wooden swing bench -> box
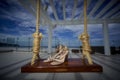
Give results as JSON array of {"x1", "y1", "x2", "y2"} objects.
[{"x1": 21, "y1": 58, "x2": 103, "y2": 73}]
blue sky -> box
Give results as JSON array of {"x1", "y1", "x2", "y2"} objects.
[{"x1": 0, "y1": 0, "x2": 120, "y2": 47}]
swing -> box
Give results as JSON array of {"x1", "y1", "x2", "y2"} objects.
[{"x1": 21, "y1": 0, "x2": 102, "y2": 73}]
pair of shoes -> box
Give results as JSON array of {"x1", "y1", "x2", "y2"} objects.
[
  {"x1": 43, "y1": 58, "x2": 51, "y2": 62},
  {"x1": 43, "y1": 45, "x2": 63, "y2": 63},
  {"x1": 50, "y1": 61, "x2": 63, "y2": 65},
  {"x1": 43, "y1": 51, "x2": 68, "y2": 65},
  {"x1": 43, "y1": 47, "x2": 69, "y2": 66},
  {"x1": 50, "y1": 47, "x2": 69, "y2": 65},
  {"x1": 43, "y1": 56, "x2": 52, "y2": 62}
]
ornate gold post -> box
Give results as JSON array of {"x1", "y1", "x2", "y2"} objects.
[
  {"x1": 31, "y1": 0, "x2": 42, "y2": 65},
  {"x1": 79, "y1": 0, "x2": 93, "y2": 65}
]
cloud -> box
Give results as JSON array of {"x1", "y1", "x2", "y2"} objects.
[
  {"x1": 0, "y1": 0, "x2": 49, "y2": 37},
  {"x1": 54, "y1": 25, "x2": 83, "y2": 32},
  {"x1": 47, "y1": 6, "x2": 53, "y2": 14},
  {"x1": 18, "y1": 20, "x2": 36, "y2": 27},
  {"x1": 8, "y1": 11, "x2": 36, "y2": 28},
  {"x1": 0, "y1": 0, "x2": 36, "y2": 28},
  {"x1": 52, "y1": 25, "x2": 83, "y2": 42},
  {"x1": 0, "y1": 0, "x2": 120, "y2": 46},
  {"x1": 52, "y1": 24, "x2": 106, "y2": 42}
]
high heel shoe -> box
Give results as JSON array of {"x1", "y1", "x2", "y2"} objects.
[
  {"x1": 50, "y1": 47, "x2": 69, "y2": 65},
  {"x1": 43, "y1": 49, "x2": 63, "y2": 63},
  {"x1": 43, "y1": 56, "x2": 52, "y2": 62},
  {"x1": 43, "y1": 45, "x2": 63, "y2": 63}
]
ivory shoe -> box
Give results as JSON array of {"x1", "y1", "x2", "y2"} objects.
[
  {"x1": 50, "y1": 46, "x2": 69, "y2": 65},
  {"x1": 43, "y1": 56, "x2": 52, "y2": 62},
  {"x1": 50, "y1": 61, "x2": 63, "y2": 65},
  {"x1": 43, "y1": 59, "x2": 51, "y2": 62}
]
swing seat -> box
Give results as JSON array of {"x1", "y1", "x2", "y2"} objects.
[{"x1": 21, "y1": 58, "x2": 103, "y2": 73}]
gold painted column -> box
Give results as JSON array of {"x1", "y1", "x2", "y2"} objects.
[
  {"x1": 31, "y1": 0, "x2": 42, "y2": 65},
  {"x1": 79, "y1": 0, "x2": 93, "y2": 65}
]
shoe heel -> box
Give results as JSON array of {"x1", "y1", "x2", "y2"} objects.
[{"x1": 65, "y1": 54, "x2": 68, "y2": 61}]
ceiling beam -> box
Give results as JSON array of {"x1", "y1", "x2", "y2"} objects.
[
  {"x1": 110, "y1": 11, "x2": 120, "y2": 19},
  {"x1": 62, "y1": 0, "x2": 66, "y2": 20},
  {"x1": 88, "y1": 0, "x2": 105, "y2": 18},
  {"x1": 103, "y1": 4, "x2": 120, "y2": 18},
  {"x1": 49, "y1": 0, "x2": 59, "y2": 21},
  {"x1": 18, "y1": 0, "x2": 36, "y2": 17},
  {"x1": 79, "y1": 0, "x2": 92, "y2": 19},
  {"x1": 52, "y1": 19, "x2": 120, "y2": 25},
  {"x1": 71, "y1": 0, "x2": 78, "y2": 20},
  {"x1": 30, "y1": 0, "x2": 52, "y2": 25},
  {"x1": 41, "y1": 7, "x2": 53, "y2": 25},
  {"x1": 18, "y1": 0, "x2": 53, "y2": 26},
  {"x1": 95, "y1": 0, "x2": 117, "y2": 19}
]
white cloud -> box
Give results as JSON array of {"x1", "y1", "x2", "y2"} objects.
[
  {"x1": 0, "y1": 0, "x2": 37, "y2": 28},
  {"x1": 65, "y1": 25, "x2": 84, "y2": 31},
  {"x1": 53, "y1": 25, "x2": 84, "y2": 38},
  {"x1": 2, "y1": 27, "x2": 19, "y2": 32},
  {"x1": 13, "y1": 11, "x2": 34, "y2": 20},
  {"x1": 54, "y1": 25, "x2": 83, "y2": 32},
  {"x1": 18, "y1": 20, "x2": 36, "y2": 27},
  {"x1": 52, "y1": 24, "x2": 105, "y2": 41},
  {"x1": 10, "y1": 11, "x2": 36, "y2": 28},
  {"x1": 47, "y1": 6, "x2": 53, "y2": 14}
]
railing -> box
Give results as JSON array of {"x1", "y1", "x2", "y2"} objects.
[{"x1": 0, "y1": 36, "x2": 120, "y2": 52}]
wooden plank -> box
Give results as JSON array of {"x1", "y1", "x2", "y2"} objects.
[{"x1": 21, "y1": 59, "x2": 103, "y2": 73}]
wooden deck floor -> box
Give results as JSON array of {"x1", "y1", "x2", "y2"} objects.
[{"x1": 0, "y1": 51, "x2": 120, "y2": 80}]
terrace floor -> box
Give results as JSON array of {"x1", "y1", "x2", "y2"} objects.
[{"x1": 0, "y1": 50, "x2": 120, "y2": 80}]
